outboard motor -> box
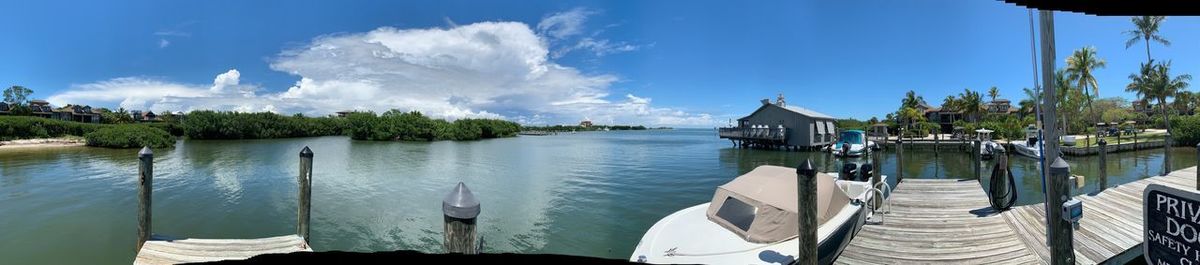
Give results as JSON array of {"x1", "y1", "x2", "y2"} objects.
[
  {"x1": 988, "y1": 155, "x2": 1018, "y2": 211},
  {"x1": 858, "y1": 163, "x2": 874, "y2": 181},
  {"x1": 1027, "y1": 137, "x2": 1037, "y2": 148},
  {"x1": 840, "y1": 163, "x2": 858, "y2": 180}
]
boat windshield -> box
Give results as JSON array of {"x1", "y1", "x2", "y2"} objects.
[{"x1": 839, "y1": 132, "x2": 862, "y2": 144}]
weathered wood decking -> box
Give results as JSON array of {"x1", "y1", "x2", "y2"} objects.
[
  {"x1": 134, "y1": 235, "x2": 310, "y2": 265},
  {"x1": 1002, "y1": 167, "x2": 1197, "y2": 264},
  {"x1": 839, "y1": 167, "x2": 1198, "y2": 264},
  {"x1": 837, "y1": 179, "x2": 1040, "y2": 264}
]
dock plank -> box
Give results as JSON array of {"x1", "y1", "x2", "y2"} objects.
[
  {"x1": 837, "y1": 179, "x2": 1038, "y2": 264},
  {"x1": 133, "y1": 234, "x2": 311, "y2": 265},
  {"x1": 838, "y1": 167, "x2": 1197, "y2": 264}
]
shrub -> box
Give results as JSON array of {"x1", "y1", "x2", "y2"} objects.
[
  {"x1": 0, "y1": 116, "x2": 106, "y2": 140},
  {"x1": 1170, "y1": 115, "x2": 1200, "y2": 147},
  {"x1": 182, "y1": 111, "x2": 349, "y2": 139},
  {"x1": 84, "y1": 125, "x2": 175, "y2": 148},
  {"x1": 346, "y1": 110, "x2": 520, "y2": 141}
]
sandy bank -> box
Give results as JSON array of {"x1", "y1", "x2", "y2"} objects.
[{"x1": 0, "y1": 137, "x2": 86, "y2": 150}]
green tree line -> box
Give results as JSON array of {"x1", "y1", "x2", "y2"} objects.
[{"x1": 346, "y1": 110, "x2": 519, "y2": 141}]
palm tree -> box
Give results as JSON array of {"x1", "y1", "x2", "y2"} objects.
[
  {"x1": 1124, "y1": 16, "x2": 1169, "y2": 63},
  {"x1": 941, "y1": 95, "x2": 959, "y2": 123},
  {"x1": 1052, "y1": 69, "x2": 1075, "y2": 133},
  {"x1": 957, "y1": 89, "x2": 983, "y2": 122},
  {"x1": 1066, "y1": 46, "x2": 1106, "y2": 137},
  {"x1": 1127, "y1": 60, "x2": 1192, "y2": 136},
  {"x1": 988, "y1": 86, "x2": 1000, "y2": 102},
  {"x1": 1174, "y1": 91, "x2": 1195, "y2": 115},
  {"x1": 1018, "y1": 87, "x2": 1040, "y2": 118},
  {"x1": 901, "y1": 90, "x2": 924, "y2": 109}
]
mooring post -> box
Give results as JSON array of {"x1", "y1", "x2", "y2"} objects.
[
  {"x1": 298, "y1": 146, "x2": 313, "y2": 245},
  {"x1": 974, "y1": 140, "x2": 982, "y2": 180},
  {"x1": 137, "y1": 147, "x2": 153, "y2": 251},
  {"x1": 443, "y1": 182, "x2": 481, "y2": 254},
  {"x1": 870, "y1": 150, "x2": 882, "y2": 213},
  {"x1": 897, "y1": 129, "x2": 904, "y2": 182},
  {"x1": 1196, "y1": 143, "x2": 1199, "y2": 190},
  {"x1": 1048, "y1": 157, "x2": 1075, "y2": 264},
  {"x1": 1163, "y1": 132, "x2": 1172, "y2": 176},
  {"x1": 1098, "y1": 140, "x2": 1107, "y2": 191},
  {"x1": 796, "y1": 160, "x2": 818, "y2": 265}
]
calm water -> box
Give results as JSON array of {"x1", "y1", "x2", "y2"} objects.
[{"x1": 0, "y1": 129, "x2": 1194, "y2": 264}]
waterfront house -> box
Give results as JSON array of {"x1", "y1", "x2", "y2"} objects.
[
  {"x1": 336, "y1": 110, "x2": 352, "y2": 118},
  {"x1": 54, "y1": 104, "x2": 102, "y2": 123},
  {"x1": 0, "y1": 102, "x2": 8, "y2": 114},
  {"x1": 142, "y1": 110, "x2": 159, "y2": 122},
  {"x1": 130, "y1": 110, "x2": 144, "y2": 121},
  {"x1": 986, "y1": 99, "x2": 1014, "y2": 114},
  {"x1": 1132, "y1": 99, "x2": 1153, "y2": 114},
  {"x1": 29, "y1": 100, "x2": 54, "y2": 119},
  {"x1": 579, "y1": 119, "x2": 593, "y2": 128},
  {"x1": 718, "y1": 94, "x2": 837, "y2": 150}
]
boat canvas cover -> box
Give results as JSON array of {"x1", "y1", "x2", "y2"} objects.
[{"x1": 705, "y1": 165, "x2": 851, "y2": 243}]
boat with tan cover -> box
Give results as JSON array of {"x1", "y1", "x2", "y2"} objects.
[{"x1": 630, "y1": 165, "x2": 879, "y2": 264}]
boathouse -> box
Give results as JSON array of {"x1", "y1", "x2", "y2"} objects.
[{"x1": 718, "y1": 94, "x2": 837, "y2": 150}]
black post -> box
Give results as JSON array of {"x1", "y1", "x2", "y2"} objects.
[
  {"x1": 1195, "y1": 143, "x2": 1199, "y2": 190},
  {"x1": 1163, "y1": 132, "x2": 1172, "y2": 176},
  {"x1": 137, "y1": 147, "x2": 153, "y2": 250},
  {"x1": 443, "y1": 182, "x2": 481, "y2": 254},
  {"x1": 897, "y1": 128, "x2": 905, "y2": 182},
  {"x1": 1098, "y1": 139, "x2": 1107, "y2": 191},
  {"x1": 974, "y1": 140, "x2": 982, "y2": 180},
  {"x1": 871, "y1": 149, "x2": 882, "y2": 212},
  {"x1": 298, "y1": 146, "x2": 313, "y2": 245},
  {"x1": 795, "y1": 160, "x2": 818, "y2": 265}
]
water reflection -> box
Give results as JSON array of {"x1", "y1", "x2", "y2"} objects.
[{"x1": 0, "y1": 130, "x2": 1195, "y2": 264}]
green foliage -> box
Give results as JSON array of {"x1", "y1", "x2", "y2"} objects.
[
  {"x1": 100, "y1": 108, "x2": 135, "y2": 124},
  {"x1": 835, "y1": 118, "x2": 869, "y2": 131},
  {"x1": 3, "y1": 85, "x2": 32, "y2": 105},
  {"x1": 346, "y1": 110, "x2": 519, "y2": 141},
  {"x1": 1170, "y1": 115, "x2": 1200, "y2": 146},
  {"x1": 0, "y1": 116, "x2": 105, "y2": 140},
  {"x1": 182, "y1": 110, "x2": 350, "y2": 139},
  {"x1": 84, "y1": 125, "x2": 175, "y2": 148}
]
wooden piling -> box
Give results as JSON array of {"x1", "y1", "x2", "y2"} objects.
[
  {"x1": 1048, "y1": 157, "x2": 1075, "y2": 264},
  {"x1": 870, "y1": 150, "x2": 882, "y2": 212},
  {"x1": 1195, "y1": 143, "x2": 1199, "y2": 190},
  {"x1": 1098, "y1": 140, "x2": 1107, "y2": 191},
  {"x1": 1162, "y1": 132, "x2": 1171, "y2": 176},
  {"x1": 443, "y1": 182, "x2": 481, "y2": 254},
  {"x1": 974, "y1": 140, "x2": 982, "y2": 180},
  {"x1": 796, "y1": 160, "x2": 818, "y2": 265},
  {"x1": 897, "y1": 130, "x2": 904, "y2": 182},
  {"x1": 298, "y1": 146, "x2": 313, "y2": 245},
  {"x1": 137, "y1": 147, "x2": 153, "y2": 251}
]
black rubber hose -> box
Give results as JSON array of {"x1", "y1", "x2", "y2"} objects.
[{"x1": 988, "y1": 155, "x2": 1018, "y2": 211}]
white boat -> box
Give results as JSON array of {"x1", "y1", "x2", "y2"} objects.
[
  {"x1": 829, "y1": 130, "x2": 877, "y2": 157},
  {"x1": 630, "y1": 165, "x2": 882, "y2": 264},
  {"x1": 975, "y1": 128, "x2": 1005, "y2": 160},
  {"x1": 1012, "y1": 124, "x2": 1044, "y2": 159}
]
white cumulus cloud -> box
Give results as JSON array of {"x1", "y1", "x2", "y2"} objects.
[{"x1": 48, "y1": 17, "x2": 714, "y2": 126}]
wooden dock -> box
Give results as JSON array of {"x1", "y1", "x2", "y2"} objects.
[
  {"x1": 1002, "y1": 167, "x2": 1197, "y2": 264},
  {"x1": 131, "y1": 147, "x2": 315, "y2": 265},
  {"x1": 837, "y1": 179, "x2": 1040, "y2": 264},
  {"x1": 134, "y1": 235, "x2": 310, "y2": 265},
  {"x1": 838, "y1": 167, "x2": 1198, "y2": 264}
]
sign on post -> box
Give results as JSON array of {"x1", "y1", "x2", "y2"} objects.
[{"x1": 1144, "y1": 184, "x2": 1200, "y2": 265}]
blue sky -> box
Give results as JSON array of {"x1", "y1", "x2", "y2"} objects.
[{"x1": 2, "y1": 0, "x2": 1198, "y2": 126}]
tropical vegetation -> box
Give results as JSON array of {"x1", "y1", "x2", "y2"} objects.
[
  {"x1": 345, "y1": 110, "x2": 519, "y2": 141},
  {"x1": 84, "y1": 125, "x2": 175, "y2": 148}
]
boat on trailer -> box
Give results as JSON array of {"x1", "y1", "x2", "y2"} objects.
[{"x1": 630, "y1": 165, "x2": 882, "y2": 264}]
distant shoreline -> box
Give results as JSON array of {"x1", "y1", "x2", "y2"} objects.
[{"x1": 0, "y1": 137, "x2": 86, "y2": 150}]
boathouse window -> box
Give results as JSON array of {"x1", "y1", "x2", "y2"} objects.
[{"x1": 715, "y1": 196, "x2": 756, "y2": 232}]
